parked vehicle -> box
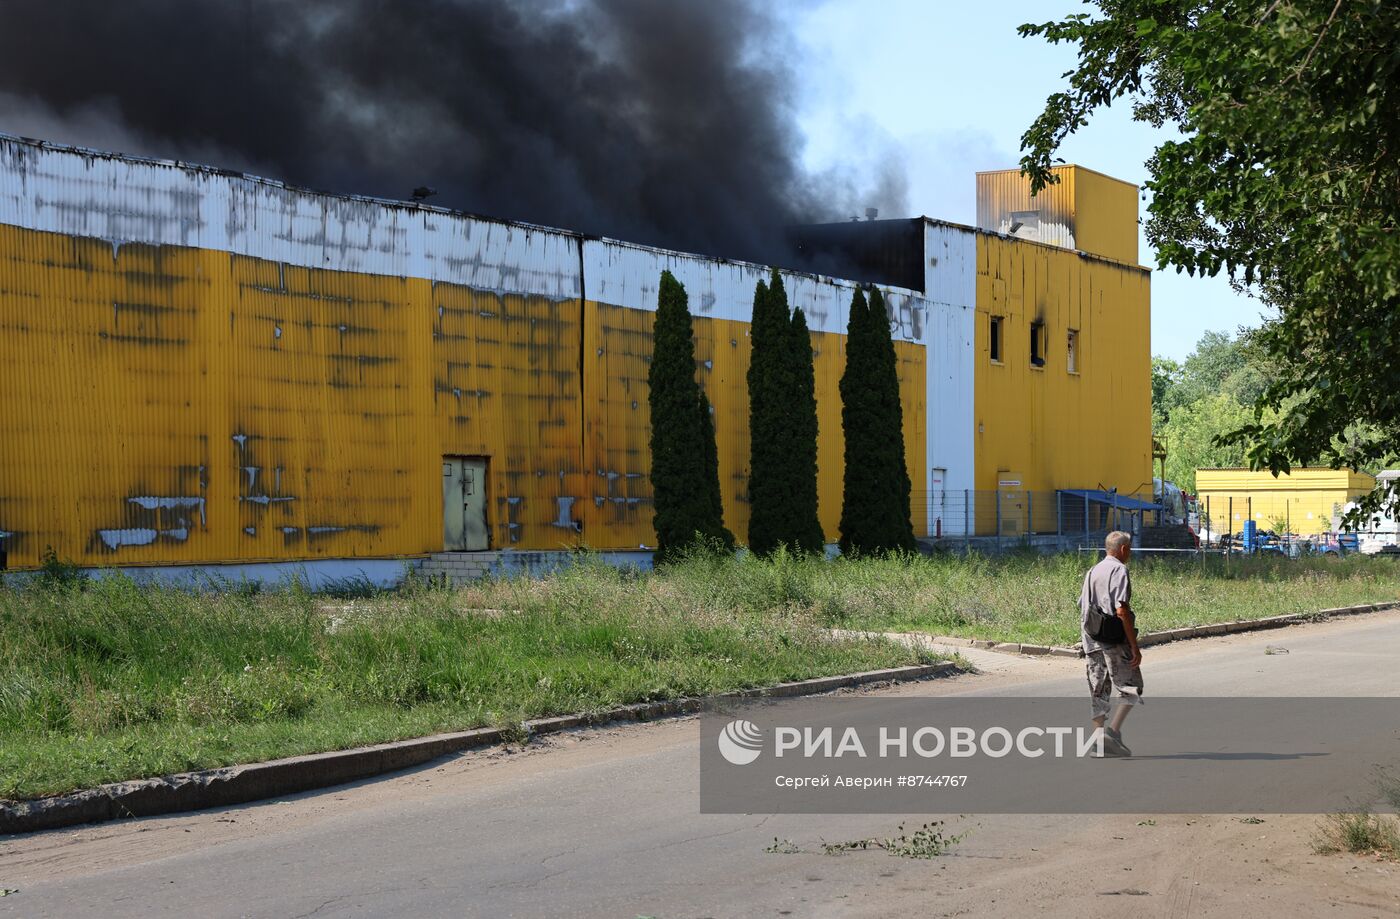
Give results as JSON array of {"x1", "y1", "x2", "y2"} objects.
[{"x1": 1316, "y1": 532, "x2": 1360, "y2": 556}]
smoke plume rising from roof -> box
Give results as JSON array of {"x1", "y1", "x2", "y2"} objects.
[{"x1": 0, "y1": 0, "x2": 905, "y2": 264}]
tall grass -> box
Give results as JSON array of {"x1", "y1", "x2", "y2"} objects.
[
  {"x1": 0, "y1": 561, "x2": 930, "y2": 800},
  {"x1": 639, "y1": 549, "x2": 1400, "y2": 645}
]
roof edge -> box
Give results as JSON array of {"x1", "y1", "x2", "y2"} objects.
[
  {"x1": 920, "y1": 216, "x2": 1150, "y2": 274},
  {"x1": 974, "y1": 163, "x2": 1140, "y2": 191}
]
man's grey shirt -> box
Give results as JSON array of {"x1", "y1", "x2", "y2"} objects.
[{"x1": 1079, "y1": 555, "x2": 1132, "y2": 653}]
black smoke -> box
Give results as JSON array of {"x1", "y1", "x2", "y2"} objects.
[{"x1": 0, "y1": 0, "x2": 904, "y2": 264}]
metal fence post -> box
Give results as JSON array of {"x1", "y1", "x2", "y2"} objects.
[
  {"x1": 1057, "y1": 491, "x2": 1063, "y2": 538},
  {"x1": 1227, "y1": 496, "x2": 1233, "y2": 570},
  {"x1": 1027, "y1": 491, "x2": 1034, "y2": 542},
  {"x1": 1204, "y1": 495, "x2": 1211, "y2": 567},
  {"x1": 964, "y1": 489, "x2": 970, "y2": 553},
  {"x1": 996, "y1": 490, "x2": 1002, "y2": 551}
]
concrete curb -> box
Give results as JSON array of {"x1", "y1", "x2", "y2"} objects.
[
  {"x1": 928, "y1": 601, "x2": 1398, "y2": 658},
  {"x1": 925, "y1": 634, "x2": 1082, "y2": 658},
  {"x1": 0, "y1": 662, "x2": 958, "y2": 836},
  {"x1": 1134, "y1": 602, "x2": 1396, "y2": 649}
]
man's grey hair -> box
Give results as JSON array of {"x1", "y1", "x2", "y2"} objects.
[{"x1": 1105, "y1": 530, "x2": 1133, "y2": 553}]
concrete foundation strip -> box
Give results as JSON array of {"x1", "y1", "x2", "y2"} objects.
[
  {"x1": 0, "y1": 662, "x2": 959, "y2": 836},
  {"x1": 916, "y1": 601, "x2": 1398, "y2": 658}
]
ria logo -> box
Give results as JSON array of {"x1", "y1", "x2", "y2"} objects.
[{"x1": 717, "y1": 719, "x2": 764, "y2": 765}]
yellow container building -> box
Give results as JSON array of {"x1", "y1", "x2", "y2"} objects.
[{"x1": 1195, "y1": 468, "x2": 1376, "y2": 535}]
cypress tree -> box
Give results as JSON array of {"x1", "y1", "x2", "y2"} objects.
[
  {"x1": 746, "y1": 274, "x2": 790, "y2": 556},
  {"x1": 697, "y1": 388, "x2": 735, "y2": 553},
  {"x1": 839, "y1": 287, "x2": 877, "y2": 555},
  {"x1": 648, "y1": 270, "x2": 732, "y2": 564},
  {"x1": 788, "y1": 305, "x2": 824, "y2": 554},
  {"x1": 840, "y1": 287, "x2": 916, "y2": 556},
  {"x1": 867, "y1": 288, "x2": 916, "y2": 553}
]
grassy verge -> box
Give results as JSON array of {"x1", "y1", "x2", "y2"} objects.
[
  {"x1": 6, "y1": 549, "x2": 1396, "y2": 800},
  {"x1": 0, "y1": 561, "x2": 936, "y2": 801},
  {"x1": 640, "y1": 550, "x2": 1400, "y2": 646}
]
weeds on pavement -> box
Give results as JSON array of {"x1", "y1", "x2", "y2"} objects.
[{"x1": 816, "y1": 821, "x2": 968, "y2": 859}]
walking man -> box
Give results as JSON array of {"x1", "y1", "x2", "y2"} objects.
[{"x1": 1079, "y1": 530, "x2": 1144, "y2": 756}]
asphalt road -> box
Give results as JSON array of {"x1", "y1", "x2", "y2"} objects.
[{"x1": 4, "y1": 612, "x2": 1400, "y2": 918}]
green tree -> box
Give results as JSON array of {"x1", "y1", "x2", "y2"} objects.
[
  {"x1": 1154, "y1": 331, "x2": 1283, "y2": 489},
  {"x1": 1151, "y1": 356, "x2": 1182, "y2": 427},
  {"x1": 868, "y1": 288, "x2": 916, "y2": 553},
  {"x1": 1221, "y1": 329, "x2": 1276, "y2": 408},
  {"x1": 1020, "y1": 0, "x2": 1400, "y2": 524},
  {"x1": 697, "y1": 389, "x2": 734, "y2": 554},
  {"x1": 747, "y1": 271, "x2": 823, "y2": 556},
  {"x1": 839, "y1": 287, "x2": 876, "y2": 555},
  {"x1": 1172, "y1": 331, "x2": 1243, "y2": 408},
  {"x1": 788, "y1": 305, "x2": 825, "y2": 554},
  {"x1": 1159, "y1": 392, "x2": 1254, "y2": 493},
  {"x1": 648, "y1": 270, "x2": 733, "y2": 563},
  {"x1": 746, "y1": 275, "x2": 788, "y2": 555},
  {"x1": 839, "y1": 287, "x2": 915, "y2": 555}
]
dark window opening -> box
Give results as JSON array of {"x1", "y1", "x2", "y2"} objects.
[
  {"x1": 1067, "y1": 328, "x2": 1079, "y2": 373},
  {"x1": 990, "y1": 316, "x2": 1003, "y2": 362},
  {"x1": 1008, "y1": 209, "x2": 1040, "y2": 236},
  {"x1": 1030, "y1": 321, "x2": 1045, "y2": 367}
]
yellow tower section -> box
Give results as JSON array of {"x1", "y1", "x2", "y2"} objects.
[
  {"x1": 977, "y1": 164, "x2": 1140, "y2": 265},
  {"x1": 972, "y1": 165, "x2": 1152, "y2": 509}
]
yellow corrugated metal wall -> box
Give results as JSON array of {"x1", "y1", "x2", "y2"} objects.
[
  {"x1": 976, "y1": 166, "x2": 1076, "y2": 250},
  {"x1": 973, "y1": 234, "x2": 1152, "y2": 507},
  {"x1": 1071, "y1": 168, "x2": 1140, "y2": 266},
  {"x1": 1198, "y1": 490, "x2": 1349, "y2": 535},
  {"x1": 0, "y1": 220, "x2": 927, "y2": 567},
  {"x1": 0, "y1": 223, "x2": 441, "y2": 567},
  {"x1": 431, "y1": 283, "x2": 586, "y2": 550}
]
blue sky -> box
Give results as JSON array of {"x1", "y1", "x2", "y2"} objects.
[{"x1": 792, "y1": 0, "x2": 1269, "y2": 361}]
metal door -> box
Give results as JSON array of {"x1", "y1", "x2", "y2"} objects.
[
  {"x1": 443, "y1": 456, "x2": 489, "y2": 550},
  {"x1": 996, "y1": 473, "x2": 1025, "y2": 537}
]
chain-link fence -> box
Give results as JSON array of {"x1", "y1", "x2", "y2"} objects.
[
  {"x1": 1195, "y1": 494, "x2": 1346, "y2": 540},
  {"x1": 1194, "y1": 493, "x2": 1389, "y2": 555},
  {"x1": 911, "y1": 490, "x2": 1163, "y2": 541}
]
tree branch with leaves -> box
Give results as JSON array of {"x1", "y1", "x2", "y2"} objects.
[{"x1": 1021, "y1": 0, "x2": 1400, "y2": 524}]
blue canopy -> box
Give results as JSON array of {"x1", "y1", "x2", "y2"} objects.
[{"x1": 1058, "y1": 489, "x2": 1162, "y2": 512}]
